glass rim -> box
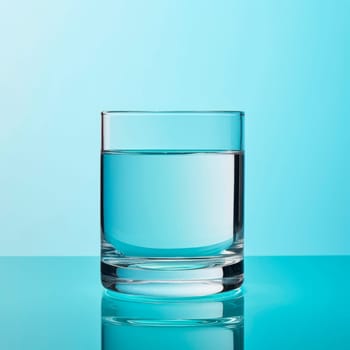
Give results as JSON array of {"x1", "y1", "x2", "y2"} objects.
[
  {"x1": 101, "y1": 110, "x2": 244, "y2": 117},
  {"x1": 101, "y1": 110, "x2": 244, "y2": 151}
]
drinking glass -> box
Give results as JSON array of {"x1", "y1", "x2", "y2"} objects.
[{"x1": 101, "y1": 111, "x2": 244, "y2": 298}]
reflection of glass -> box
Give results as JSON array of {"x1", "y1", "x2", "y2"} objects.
[
  {"x1": 101, "y1": 111, "x2": 244, "y2": 298},
  {"x1": 102, "y1": 290, "x2": 244, "y2": 350}
]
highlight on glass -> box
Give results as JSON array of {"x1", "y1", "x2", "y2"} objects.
[{"x1": 101, "y1": 111, "x2": 244, "y2": 298}]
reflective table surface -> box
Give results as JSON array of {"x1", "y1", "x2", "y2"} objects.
[{"x1": 1, "y1": 256, "x2": 349, "y2": 349}]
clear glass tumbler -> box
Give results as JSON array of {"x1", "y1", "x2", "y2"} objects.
[{"x1": 101, "y1": 111, "x2": 244, "y2": 298}]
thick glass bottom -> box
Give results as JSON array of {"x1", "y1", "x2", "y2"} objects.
[{"x1": 101, "y1": 255, "x2": 243, "y2": 299}]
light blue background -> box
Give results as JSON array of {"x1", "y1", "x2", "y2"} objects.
[{"x1": 1, "y1": 0, "x2": 349, "y2": 256}]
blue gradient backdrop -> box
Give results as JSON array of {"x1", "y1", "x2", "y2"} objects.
[{"x1": 0, "y1": 0, "x2": 349, "y2": 255}]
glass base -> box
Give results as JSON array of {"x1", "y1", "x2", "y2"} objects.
[{"x1": 101, "y1": 256, "x2": 243, "y2": 299}]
